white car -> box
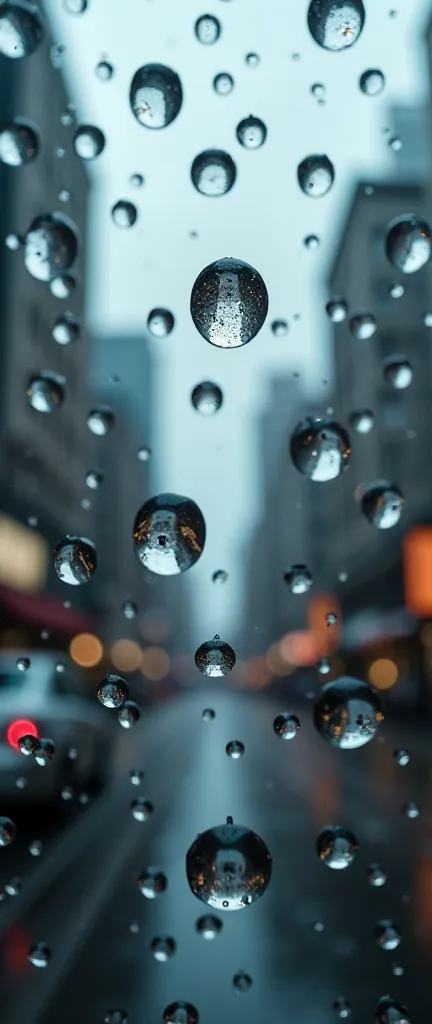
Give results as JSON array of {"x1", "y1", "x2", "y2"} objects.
[{"x1": 0, "y1": 653, "x2": 114, "y2": 802}]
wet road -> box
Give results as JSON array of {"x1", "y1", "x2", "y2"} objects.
[{"x1": 0, "y1": 689, "x2": 431, "y2": 1024}]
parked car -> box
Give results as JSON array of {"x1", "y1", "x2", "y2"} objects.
[{"x1": 0, "y1": 652, "x2": 115, "y2": 802}]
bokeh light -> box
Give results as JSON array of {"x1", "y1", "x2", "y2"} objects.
[{"x1": 69, "y1": 633, "x2": 103, "y2": 667}]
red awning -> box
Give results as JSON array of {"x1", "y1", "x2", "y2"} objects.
[{"x1": 0, "y1": 585, "x2": 94, "y2": 635}]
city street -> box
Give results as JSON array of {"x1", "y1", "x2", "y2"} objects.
[{"x1": 0, "y1": 689, "x2": 429, "y2": 1024}]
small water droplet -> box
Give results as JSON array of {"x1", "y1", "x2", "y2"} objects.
[
  {"x1": 361, "y1": 480, "x2": 404, "y2": 530},
  {"x1": 28, "y1": 942, "x2": 51, "y2": 968},
  {"x1": 195, "y1": 637, "x2": 236, "y2": 677},
  {"x1": 316, "y1": 825, "x2": 358, "y2": 870},
  {"x1": 273, "y1": 713, "x2": 300, "y2": 740},
  {"x1": 147, "y1": 308, "x2": 174, "y2": 337},
  {"x1": 97, "y1": 674, "x2": 128, "y2": 709},
  {"x1": 150, "y1": 936, "x2": 176, "y2": 961},
  {"x1": 213, "y1": 72, "x2": 234, "y2": 95},
  {"x1": 195, "y1": 13, "x2": 220, "y2": 44},
  {"x1": 226, "y1": 740, "x2": 244, "y2": 759},
  {"x1": 74, "y1": 124, "x2": 105, "y2": 160},
  {"x1": 111, "y1": 200, "x2": 137, "y2": 228},
  {"x1": 236, "y1": 115, "x2": 267, "y2": 150},
  {"x1": 53, "y1": 536, "x2": 96, "y2": 585},
  {"x1": 375, "y1": 919, "x2": 401, "y2": 951},
  {"x1": 137, "y1": 867, "x2": 167, "y2": 898},
  {"x1": 96, "y1": 59, "x2": 114, "y2": 80},
  {"x1": 298, "y1": 154, "x2": 334, "y2": 197},
  {"x1": 191, "y1": 381, "x2": 223, "y2": 414}
]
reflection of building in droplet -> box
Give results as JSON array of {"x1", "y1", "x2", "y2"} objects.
[
  {"x1": 368, "y1": 658, "x2": 398, "y2": 689},
  {"x1": 70, "y1": 633, "x2": 103, "y2": 667},
  {"x1": 140, "y1": 646, "x2": 170, "y2": 681}
]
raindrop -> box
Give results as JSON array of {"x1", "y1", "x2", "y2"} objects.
[
  {"x1": 16, "y1": 656, "x2": 30, "y2": 672},
  {"x1": 111, "y1": 200, "x2": 137, "y2": 228},
  {"x1": 394, "y1": 749, "x2": 410, "y2": 766},
  {"x1": 186, "y1": 820, "x2": 272, "y2": 910},
  {"x1": 385, "y1": 215, "x2": 432, "y2": 274},
  {"x1": 317, "y1": 657, "x2": 331, "y2": 675},
  {"x1": 133, "y1": 493, "x2": 206, "y2": 575},
  {"x1": 0, "y1": 118, "x2": 39, "y2": 165},
  {"x1": 137, "y1": 867, "x2": 167, "y2": 898},
  {"x1": 245, "y1": 52, "x2": 260, "y2": 67},
  {"x1": 350, "y1": 409, "x2": 374, "y2": 434},
  {"x1": 314, "y1": 677, "x2": 383, "y2": 749},
  {"x1": 195, "y1": 636, "x2": 236, "y2": 677},
  {"x1": 375, "y1": 997, "x2": 410, "y2": 1024},
  {"x1": 58, "y1": 188, "x2": 71, "y2": 203},
  {"x1": 118, "y1": 701, "x2": 140, "y2": 729},
  {"x1": 28, "y1": 942, "x2": 51, "y2": 968},
  {"x1": 271, "y1": 319, "x2": 289, "y2": 336},
  {"x1": 316, "y1": 825, "x2": 358, "y2": 869},
  {"x1": 97, "y1": 674, "x2": 128, "y2": 709},
  {"x1": 64, "y1": 0, "x2": 87, "y2": 12},
  {"x1": 104, "y1": 1013, "x2": 127, "y2": 1024},
  {"x1": 334, "y1": 998, "x2": 351, "y2": 1019},
  {"x1": 375, "y1": 920, "x2": 401, "y2": 951},
  {"x1": 233, "y1": 970, "x2": 252, "y2": 993},
  {"x1": 326, "y1": 298, "x2": 347, "y2": 322},
  {"x1": 191, "y1": 149, "x2": 236, "y2": 197},
  {"x1": 18, "y1": 734, "x2": 38, "y2": 756},
  {"x1": 34, "y1": 738, "x2": 55, "y2": 766},
  {"x1": 15, "y1": 776, "x2": 26, "y2": 789},
  {"x1": 191, "y1": 382, "x2": 223, "y2": 415},
  {"x1": 273, "y1": 713, "x2": 300, "y2": 740},
  {"x1": 326, "y1": 612, "x2": 337, "y2": 626},
  {"x1": 212, "y1": 570, "x2": 228, "y2": 584},
  {"x1": 290, "y1": 416, "x2": 351, "y2": 482},
  {"x1": 360, "y1": 69, "x2": 385, "y2": 96},
  {"x1": 131, "y1": 798, "x2": 153, "y2": 821},
  {"x1": 403, "y1": 800, "x2": 419, "y2": 819},
  {"x1": 129, "y1": 768, "x2": 143, "y2": 785},
  {"x1": 50, "y1": 274, "x2": 76, "y2": 299},
  {"x1": 361, "y1": 481, "x2": 404, "y2": 530},
  {"x1": 5, "y1": 876, "x2": 21, "y2": 896},
  {"x1": 147, "y1": 308, "x2": 174, "y2": 337},
  {"x1": 195, "y1": 13, "x2": 220, "y2": 43},
  {"x1": 150, "y1": 936, "x2": 176, "y2": 961},
  {"x1": 226, "y1": 740, "x2": 244, "y2": 759},
  {"x1": 383, "y1": 356, "x2": 412, "y2": 390},
  {"x1": 87, "y1": 406, "x2": 115, "y2": 436},
  {"x1": 311, "y1": 82, "x2": 326, "y2": 103},
  {"x1": 137, "y1": 446, "x2": 151, "y2": 461},
  {"x1": 96, "y1": 59, "x2": 113, "y2": 80},
  {"x1": 5, "y1": 232, "x2": 22, "y2": 250},
  {"x1": 304, "y1": 234, "x2": 320, "y2": 249},
  {"x1": 284, "y1": 564, "x2": 313, "y2": 594},
  {"x1": 389, "y1": 136, "x2": 402, "y2": 152},
  {"x1": 53, "y1": 535, "x2": 96, "y2": 585},
  {"x1": 196, "y1": 914, "x2": 222, "y2": 939},
  {"x1": 349, "y1": 312, "x2": 377, "y2": 339},
  {"x1": 236, "y1": 115, "x2": 267, "y2": 150},
  {"x1": 73, "y1": 124, "x2": 105, "y2": 160},
  {"x1": 129, "y1": 174, "x2": 143, "y2": 189},
  {"x1": 367, "y1": 863, "x2": 387, "y2": 887},
  {"x1": 298, "y1": 154, "x2": 334, "y2": 198},
  {"x1": 29, "y1": 839, "x2": 43, "y2": 856},
  {"x1": 86, "y1": 470, "x2": 103, "y2": 490},
  {"x1": 27, "y1": 371, "x2": 65, "y2": 413},
  {"x1": 123, "y1": 599, "x2": 137, "y2": 620},
  {"x1": 190, "y1": 257, "x2": 268, "y2": 348},
  {"x1": 0, "y1": 817, "x2": 16, "y2": 846},
  {"x1": 163, "y1": 1004, "x2": 198, "y2": 1024},
  {"x1": 0, "y1": 0, "x2": 44, "y2": 58},
  {"x1": 202, "y1": 708, "x2": 216, "y2": 721},
  {"x1": 25, "y1": 212, "x2": 78, "y2": 281},
  {"x1": 52, "y1": 312, "x2": 80, "y2": 345},
  {"x1": 130, "y1": 64, "x2": 183, "y2": 129},
  {"x1": 307, "y1": 0, "x2": 365, "y2": 51},
  {"x1": 213, "y1": 72, "x2": 233, "y2": 95}
]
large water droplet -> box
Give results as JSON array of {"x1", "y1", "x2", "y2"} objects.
[
  {"x1": 314, "y1": 677, "x2": 383, "y2": 749},
  {"x1": 191, "y1": 382, "x2": 223, "y2": 415},
  {"x1": 360, "y1": 68, "x2": 385, "y2": 96},
  {"x1": 316, "y1": 825, "x2": 358, "y2": 869},
  {"x1": 0, "y1": 0, "x2": 44, "y2": 58},
  {"x1": 195, "y1": 636, "x2": 236, "y2": 677},
  {"x1": 186, "y1": 821, "x2": 272, "y2": 911},
  {"x1": 290, "y1": 417, "x2": 351, "y2": 482},
  {"x1": 195, "y1": 13, "x2": 220, "y2": 43},
  {"x1": 196, "y1": 914, "x2": 222, "y2": 939},
  {"x1": 298, "y1": 154, "x2": 334, "y2": 197},
  {"x1": 73, "y1": 124, "x2": 105, "y2": 160},
  {"x1": 0, "y1": 118, "x2": 39, "y2": 165},
  {"x1": 147, "y1": 308, "x2": 174, "y2": 337},
  {"x1": 0, "y1": 816, "x2": 16, "y2": 846},
  {"x1": 87, "y1": 406, "x2": 115, "y2": 436},
  {"x1": 226, "y1": 740, "x2": 244, "y2": 759},
  {"x1": 375, "y1": 997, "x2": 410, "y2": 1024},
  {"x1": 53, "y1": 536, "x2": 97, "y2": 585},
  {"x1": 385, "y1": 215, "x2": 432, "y2": 274},
  {"x1": 27, "y1": 371, "x2": 65, "y2": 413},
  {"x1": 284, "y1": 564, "x2": 313, "y2": 594},
  {"x1": 383, "y1": 356, "x2": 412, "y2": 390},
  {"x1": 111, "y1": 200, "x2": 137, "y2": 228},
  {"x1": 118, "y1": 700, "x2": 140, "y2": 729},
  {"x1": 150, "y1": 936, "x2": 176, "y2": 961},
  {"x1": 349, "y1": 409, "x2": 374, "y2": 434},
  {"x1": 163, "y1": 1004, "x2": 199, "y2": 1024},
  {"x1": 137, "y1": 867, "x2": 167, "y2": 898},
  {"x1": 190, "y1": 257, "x2": 268, "y2": 348},
  {"x1": 25, "y1": 212, "x2": 78, "y2": 281},
  {"x1": 273, "y1": 712, "x2": 300, "y2": 739},
  {"x1": 213, "y1": 72, "x2": 233, "y2": 95},
  {"x1": 349, "y1": 312, "x2": 377, "y2": 339},
  {"x1": 130, "y1": 64, "x2": 183, "y2": 129},
  {"x1": 308, "y1": 0, "x2": 365, "y2": 51},
  {"x1": 97, "y1": 674, "x2": 128, "y2": 708},
  {"x1": 133, "y1": 494, "x2": 206, "y2": 576},
  {"x1": 191, "y1": 149, "x2": 236, "y2": 196},
  {"x1": 361, "y1": 481, "x2": 404, "y2": 529},
  {"x1": 375, "y1": 919, "x2": 401, "y2": 951},
  {"x1": 236, "y1": 115, "x2": 267, "y2": 149},
  {"x1": 28, "y1": 941, "x2": 51, "y2": 967}
]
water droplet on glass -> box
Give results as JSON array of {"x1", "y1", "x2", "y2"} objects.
[
  {"x1": 5, "y1": 231, "x2": 22, "y2": 250},
  {"x1": 50, "y1": 273, "x2": 76, "y2": 299},
  {"x1": 349, "y1": 312, "x2": 377, "y2": 340},
  {"x1": 367, "y1": 863, "x2": 387, "y2": 887},
  {"x1": 130, "y1": 64, "x2": 183, "y2": 129},
  {"x1": 52, "y1": 312, "x2": 80, "y2": 346},
  {"x1": 314, "y1": 677, "x2": 383, "y2": 749},
  {"x1": 191, "y1": 382, "x2": 223, "y2": 415},
  {"x1": 375, "y1": 919, "x2": 401, "y2": 951},
  {"x1": 271, "y1": 319, "x2": 289, "y2": 336},
  {"x1": 27, "y1": 371, "x2": 65, "y2": 413},
  {"x1": 394, "y1": 749, "x2": 410, "y2": 767},
  {"x1": 202, "y1": 708, "x2": 216, "y2": 722},
  {"x1": 137, "y1": 445, "x2": 151, "y2": 462},
  {"x1": 5, "y1": 876, "x2": 21, "y2": 896},
  {"x1": 334, "y1": 998, "x2": 351, "y2": 1019},
  {"x1": 304, "y1": 234, "x2": 320, "y2": 249},
  {"x1": 361, "y1": 481, "x2": 404, "y2": 530},
  {"x1": 137, "y1": 867, "x2": 167, "y2": 898},
  {"x1": 308, "y1": 0, "x2": 365, "y2": 50},
  {"x1": 389, "y1": 136, "x2": 402, "y2": 152},
  {"x1": 151, "y1": 936, "x2": 176, "y2": 961},
  {"x1": 196, "y1": 914, "x2": 222, "y2": 939},
  {"x1": 290, "y1": 416, "x2": 351, "y2": 482},
  {"x1": 233, "y1": 970, "x2": 252, "y2": 993},
  {"x1": 111, "y1": 200, "x2": 137, "y2": 228},
  {"x1": 104, "y1": 1013, "x2": 127, "y2": 1024},
  {"x1": 317, "y1": 657, "x2": 331, "y2": 675},
  {"x1": 53, "y1": 535, "x2": 96, "y2": 585},
  {"x1": 195, "y1": 636, "x2": 236, "y2": 677},
  {"x1": 236, "y1": 115, "x2": 267, "y2": 150},
  {"x1": 122, "y1": 599, "x2": 137, "y2": 620},
  {"x1": 273, "y1": 712, "x2": 300, "y2": 740},
  {"x1": 73, "y1": 124, "x2": 105, "y2": 160},
  {"x1": 87, "y1": 406, "x2": 115, "y2": 436},
  {"x1": 226, "y1": 740, "x2": 244, "y2": 759},
  {"x1": 245, "y1": 52, "x2": 260, "y2": 67},
  {"x1": 383, "y1": 356, "x2": 412, "y2": 390},
  {"x1": 18, "y1": 733, "x2": 38, "y2": 756},
  {"x1": 326, "y1": 298, "x2": 347, "y2": 322},
  {"x1": 29, "y1": 838, "x2": 43, "y2": 856},
  {"x1": 131, "y1": 798, "x2": 153, "y2": 821},
  {"x1": 326, "y1": 612, "x2": 337, "y2": 626},
  {"x1": 34, "y1": 738, "x2": 55, "y2": 766},
  {"x1": 85, "y1": 470, "x2": 103, "y2": 491},
  {"x1": 129, "y1": 174, "x2": 143, "y2": 190},
  {"x1": 386, "y1": 215, "x2": 432, "y2": 274},
  {"x1": 97, "y1": 674, "x2": 128, "y2": 709},
  {"x1": 298, "y1": 154, "x2": 334, "y2": 198},
  {"x1": 350, "y1": 409, "x2": 374, "y2": 434},
  {"x1": 129, "y1": 769, "x2": 143, "y2": 786},
  {"x1": 190, "y1": 257, "x2": 268, "y2": 348},
  {"x1": 0, "y1": 0, "x2": 44, "y2": 58},
  {"x1": 147, "y1": 307, "x2": 174, "y2": 336},
  {"x1": 403, "y1": 800, "x2": 419, "y2": 819},
  {"x1": 28, "y1": 942, "x2": 51, "y2": 968},
  {"x1": 25, "y1": 211, "x2": 78, "y2": 281},
  {"x1": 63, "y1": 0, "x2": 87, "y2": 12},
  {"x1": 284, "y1": 564, "x2": 313, "y2": 594},
  {"x1": 0, "y1": 118, "x2": 39, "y2": 165},
  {"x1": 213, "y1": 72, "x2": 233, "y2": 95},
  {"x1": 0, "y1": 817, "x2": 16, "y2": 846},
  {"x1": 212, "y1": 570, "x2": 228, "y2": 584},
  {"x1": 118, "y1": 701, "x2": 140, "y2": 729},
  {"x1": 133, "y1": 493, "x2": 205, "y2": 576},
  {"x1": 191, "y1": 149, "x2": 236, "y2": 197},
  {"x1": 360, "y1": 69, "x2": 385, "y2": 96},
  {"x1": 186, "y1": 820, "x2": 272, "y2": 911},
  {"x1": 316, "y1": 825, "x2": 358, "y2": 870},
  {"x1": 96, "y1": 59, "x2": 113, "y2": 80},
  {"x1": 311, "y1": 82, "x2": 326, "y2": 103},
  {"x1": 16, "y1": 656, "x2": 30, "y2": 672},
  {"x1": 163, "y1": 1004, "x2": 198, "y2": 1024},
  {"x1": 195, "y1": 13, "x2": 220, "y2": 43},
  {"x1": 375, "y1": 996, "x2": 410, "y2": 1024}
]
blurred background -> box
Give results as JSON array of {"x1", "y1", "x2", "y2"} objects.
[{"x1": 0, "y1": 0, "x2": 432, "y2": 1021}]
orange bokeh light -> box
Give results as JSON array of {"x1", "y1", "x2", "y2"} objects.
[{"x1": 69, "y1": 633, "x2": 103, "y2": 668}]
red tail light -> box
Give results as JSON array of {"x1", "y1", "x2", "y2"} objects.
[{"x1": 6, "y1": 719, "x2": 39, "y2": 751}]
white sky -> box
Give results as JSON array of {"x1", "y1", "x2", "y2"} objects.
[{"x1": 45, "y1": 0, "x2": 432, "y2": 643}]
